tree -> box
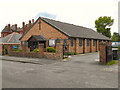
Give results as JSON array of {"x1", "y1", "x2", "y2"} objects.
[
  {"x1": 112, "y1": 34, "x2": 117, "y2": 41},
  {"x1": 95, "y1": 16, "x2": 114, "y2": 38},
  {"x1": 112, "y1": 32, "x2": 119, "y2": 41}
]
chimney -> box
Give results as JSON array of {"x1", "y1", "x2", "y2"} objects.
[
  {"x1": 29, "y1": 20, "x2": 31, "y2": 28},
  {"x1": 22, "y1": 22, "x2": 25, "y2": 34},
  {"x1": 8, "y1": 24, "x2": 10, "y2": 33},
  {"x1": 32, "y1": 19, "x2": 34, "y2": 23},
  {"x1": 15, "y1": 24, "x2": 17, "y2": 32}
]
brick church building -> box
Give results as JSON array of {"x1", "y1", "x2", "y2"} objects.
[{"x1": 19, "y1": 17, "x2": 111, "y2": 54}]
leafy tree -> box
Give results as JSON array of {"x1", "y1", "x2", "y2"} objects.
[
  {"x1": 112, "y1": 34, "x2": 117, "y2": 41},
  {"x1": 112, "y1": 32, "x2": 119, "y2": 41},
  {"x1": 95, "y1": 16, "x2": 114, "y2": 38}
]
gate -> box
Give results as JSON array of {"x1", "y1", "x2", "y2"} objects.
[
  {"x1": 63, "y1": 45, "x2": 69, "y2": 59},
  {"x1": 106, "y1": 45, "x2": 112, "y2": 63}
]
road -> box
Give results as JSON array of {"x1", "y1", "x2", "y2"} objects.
[{"x1": 1, "y1": 52, "x2": 118, "y2": 88}]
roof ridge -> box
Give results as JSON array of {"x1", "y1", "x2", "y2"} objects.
[
  {"x1": 7, "y1": 32, "x2": 15, "y2": 42},
  {"x1": 41, "y1": 17, "x2": 94, "y2": 31}
]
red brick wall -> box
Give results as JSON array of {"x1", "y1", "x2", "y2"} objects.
[
  {"x1": 85, "y1": 39, "x2": 90, "y2": 53},
  {"x1": 21, "y1": 19, "x2": 68, "y2": 42}
]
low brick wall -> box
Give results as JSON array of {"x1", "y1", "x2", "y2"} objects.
[
  {"x1": 8, "y1": 51, "x2": 43, "y2": 58},
  {"x1": 44, "y1": 52, "x2": 57, "y2": 60},
  {"x1": 8, "y1": 51, "x2": 63, "y2": 60}
]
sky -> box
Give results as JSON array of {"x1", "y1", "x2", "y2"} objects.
[{"x1": 0, "y1": 0, "x2": 119, "y2": 36}]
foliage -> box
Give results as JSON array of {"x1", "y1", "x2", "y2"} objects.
[
  {"x1": 112, "y1": 32, "x2": 119, "y2": 41},
  {"x1": 68, "y1": 52, "x2": 77, "y2": 55},
  {"x1": 95, "y1": 16, "x2": 114, "y2": 38},
  {"x1": 46, "y1": 47, "x2": 56, "y2": 53},
  {"x1": 12, "y1": 49, "x2": 22, "y2": 52},
  {"x1": 106, "y1": 60, "x2": 118, "y2": 65},
  {"x1": 32, "y1": 49, "x2": 39, "y2": 52}
]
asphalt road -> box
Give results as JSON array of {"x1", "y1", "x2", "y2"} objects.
[{"x1": 2, "y1": 52, "x2": 118, "y2": 88}]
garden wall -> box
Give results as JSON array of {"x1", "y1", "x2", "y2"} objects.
[
  {"x1": 8, "y1": 44, "x2": 63, "y2": 60},
  {"x1": 8, "y1": 51, "x2": 43, "y2": 58}
]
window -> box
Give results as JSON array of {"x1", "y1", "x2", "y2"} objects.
[
  {"x1": 28, "y1": 41, "x2": 30, "y2": 48},
  {"x1": 93, "y1": 40, "x2": 96, "y2": 46},
  {"x1": 56, "y1": 38, "x2": 60, "y2": 43},
  {"x1": 79, "y1": 39, "x2": 82, "y2": 46},
  {"x1": 64, "y1": 39, "x2": 67, "y2": 45},
  {"x1": 71, "y1": 39, "x2": 73, "y2": 47},
  {"x1": 48, "y1": 39, "x2": 55, "y2": 46},
  {"x1": 87, "y1": 39, "x2": 89, "y2": 46}
]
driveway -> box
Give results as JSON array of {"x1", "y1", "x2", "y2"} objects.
[{"x1": 2, "y1": 52, "x2": 118, "y2": 88}]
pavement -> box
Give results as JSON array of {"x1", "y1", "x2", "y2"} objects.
[
  {"x1": 1, "y1": 52, "x2": 118, "y2": 88},
  {"x1": 1, "y1": 55, "x2": 59, "y2": 65}
]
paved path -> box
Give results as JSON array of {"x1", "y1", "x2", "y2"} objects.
[
  {"x1": 1, "y1": 55, "x2": 59, "y2": 65},
  {"x1": 1, "y1": 52, "x2": 118, "y2": 88}
]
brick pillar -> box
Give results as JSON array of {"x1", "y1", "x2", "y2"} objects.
[
  {"x1": 8, "y1": 45, "x2": 12, "y2": 54},
  {"x1": 75, "y1": 38, "x2": 79, "y2": 53},
  {"x1": 38, "y1": 43, "x2": 44, "y2": 57},
  {"x1": 55, "y1": 44, "x2": 63, "y2": 60},
  {"x1": 22, "y1": 44, "x2": 27, "y2": 54},
  {"x1": 84, "y1": 39, "x2": 87, "y2": 53},
  {"x1": 99, "y1": 42, "x2": 106, "y2": 64},
  {"x1": 83, "y1": 39, "x2": 86, "y2": 53},
  {"x1": 96, "y1": 40, "x2": 99, "y2": 51},
  {"x1": 90, "y1": 39, "x2": 93, "y2": 52}
]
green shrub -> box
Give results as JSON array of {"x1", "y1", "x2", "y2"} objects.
[
  {"x1": 68, "y1": 52, "x2": 77, "y2": 55},
  {"x1": 12, "y1": 49, "x2": 17, "y2": 51},
  {"x1": 106, "y1": 60, "x2": 117, "y2": 65},
  {"x1": 17, "y1": 49, "x2": 22, "y2": 52},
  {"x1": 32, "y1": 49, "x2": 39, "y2": 52},
  {"x1": 12, "y1": 49, "x2": 22, "y2": 52},
  {"x1": 74, "y1": 52, "x2": 77, "y2": 55},
  {"x1": 46, "y1": 47, "x2": 56, "y2": 53}
]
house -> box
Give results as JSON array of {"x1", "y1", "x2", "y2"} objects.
[
  {"x1": 0, "y1": 32, "x2": 22, "y2": 55},
  {"x1": 1, "y1": 19, "x2": 34, "y2": 37},
  {"x1": 19, "y1": 17, "x2": 111, "y2": 54}
]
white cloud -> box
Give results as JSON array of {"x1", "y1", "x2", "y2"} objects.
[{"x1": 0, "y1": 0, "x2": 119, "y2": 36}]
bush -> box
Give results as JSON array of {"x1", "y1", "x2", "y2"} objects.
[
  {"x1": 68, "y1": 52, "x2": 77, "y2": 55},
  {"x1": 74, "y1": 52, "x2": 77, "y2": 55},
  {"x1": 12, "y1": 49, "x2": 22, "y2": 52},
  {"x1": 106, "y1": 60, "x2": 117, "y2": 65},
  {"x1": 17, "y1": 49, "x2": 22, "y2": 52},
  {"x1": 12, "y1": 49, "x2": 17, "y2": 51},
  {"x1": 46, "y1": 47, "x2": 56, "y2": 53},
  {"x1": 32, "y1": 49, "x2": 39, "y2": 52}
]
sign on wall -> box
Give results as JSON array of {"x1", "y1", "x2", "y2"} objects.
[{"x1": 49, "y1": 39, "x2": 55, "y2": 46}]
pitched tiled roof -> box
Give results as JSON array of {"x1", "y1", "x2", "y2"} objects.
[
  {"x1": 1, "y1": 25, "x2": 22, "y2": 33},
  {"x1": 0, "y1": 32, "x2": 22, "y2": 44},
  {"x1": 41, "y1": 17, "x2": 111, "y2": 40},
  {"x1": 20, "y1": 17, "x2": 111, "y2": 40}
]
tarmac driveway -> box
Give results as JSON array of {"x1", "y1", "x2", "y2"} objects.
[{"x1": 2, "y1": 52, "x2": 118, "y2": 88}]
